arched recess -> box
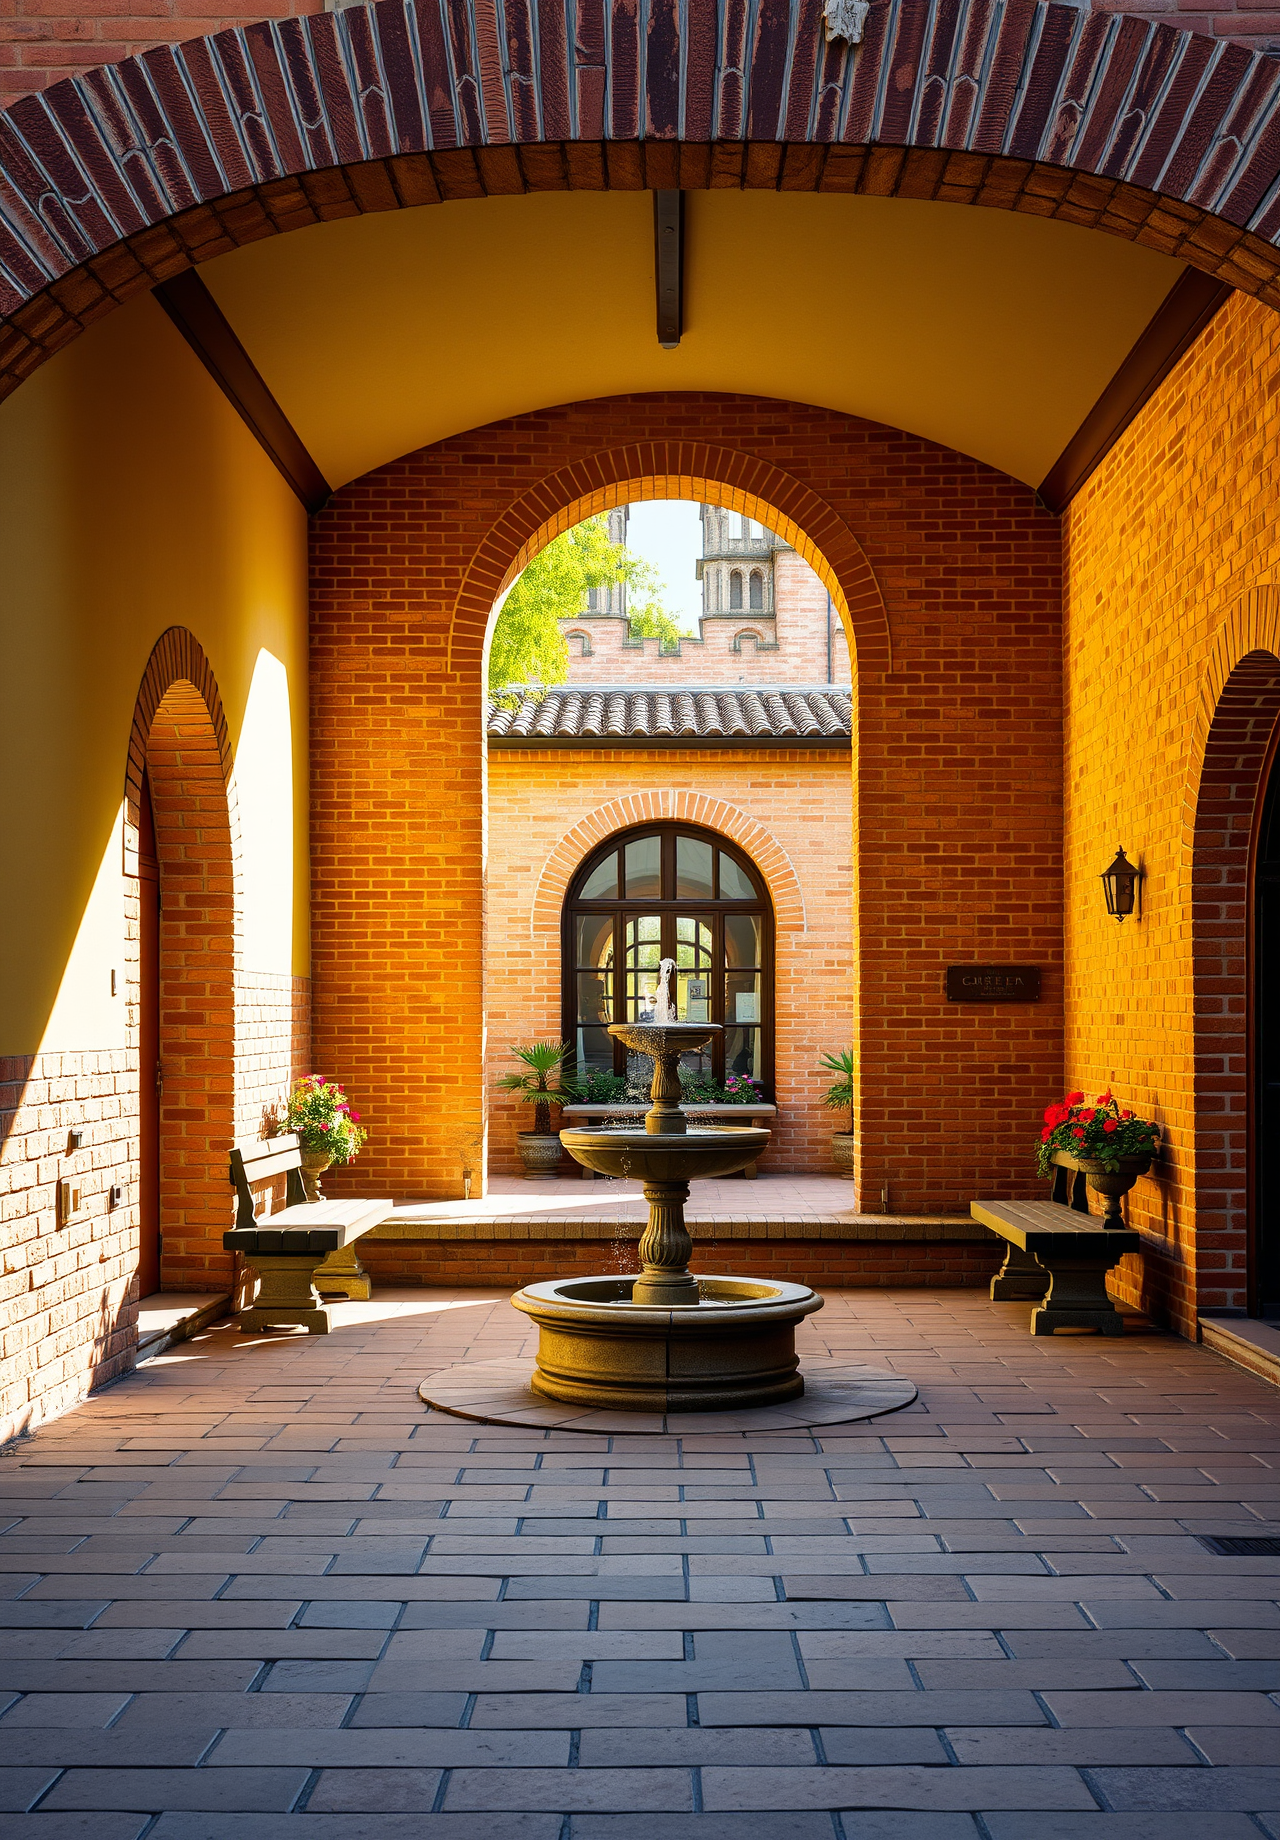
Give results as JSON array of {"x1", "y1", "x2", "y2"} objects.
[
  {"x1": 5, "y1": 1, "x2": 1280, "y2": 400},
  {"x1": 125, "y1": 627, "x2": 239, "y2": 1295},
  {"x1": 532, "y1": 792, "x2": 806, "y2": 943},
  {"x1": 1184, "y1": 588, "x2": 1280, "y2": 1316},
  {"x1": 455, "y1": 449, "x2": 890, "y2": 680}
]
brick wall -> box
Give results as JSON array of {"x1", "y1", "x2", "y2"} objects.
[
  {"x1": 485, "y1": 747, "x2": 854, "y2": 1177},
  {"x1": 560, "y1": 546, "x2": 851, "y2": 688},
  {"x1": 360, "y1": 1233, "x2": 1004, "y2": 1291},
  {"x1": 309, "y1": 391, "x2": 1063, "y2": 1213},
  {"x1": 1063, "y1": 290, "x2": 1280, "y2": 1335},
  {"x1": 0, "y1": 1051, "x2": 136, "y2": 1446}
]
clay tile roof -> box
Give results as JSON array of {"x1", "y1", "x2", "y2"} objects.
[{"x1": 487, "y1": 687, "x2": 852, "y2": 746}]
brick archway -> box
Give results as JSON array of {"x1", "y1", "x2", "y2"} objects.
[
  {"x1": 126, "y1": 628, "x2": 239, "y2": 1292},
  {"x1": 4, "y1": 1, "x2": 1280, "y2": 400},
  {"x1": 1186, "y1": 589, "x2": 1280, "y2": 1320},
  {"x1": 457, "y1": 451, "x2": 890, "y2": 679},
  {"x1": 532, "y1": 793, "x2": 807, "y2": 943}
]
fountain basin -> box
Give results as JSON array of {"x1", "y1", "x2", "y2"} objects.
[
  {"x1": 510, "y1": 1275, "x2": 824, "y2": 1411},
  {"x1": 559, "y1": 1124, "x2": 771, "y2": 1182}
]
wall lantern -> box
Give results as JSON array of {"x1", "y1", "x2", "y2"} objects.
[{"x1": 1101, "y1": 847, "x2": 1143, "y2": 922}]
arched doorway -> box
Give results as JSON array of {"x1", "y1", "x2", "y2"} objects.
[
  {"x1": 1255, "y1": 730, "x2": 1280, "y2": 1317},
  {"x1": 125, "y1": 630, "x2": 238, "y2": 1295},
  {"x1": 137, "y1": 768, "x2": 161, "y2": 1298},
  {"x1": 563, "y1": 823, "x2": 774, "y2": 1093}
]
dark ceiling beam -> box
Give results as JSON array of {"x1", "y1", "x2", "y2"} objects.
[
  {"x1": 1038, "y1": 268, "x2": 1233, "y2": 516},
  {"x1": 653, "y1": 191, "x2": 685, "y2": 350},
  {"x1": 153, "y1": 269, "x2": 332, "y2": 515}
]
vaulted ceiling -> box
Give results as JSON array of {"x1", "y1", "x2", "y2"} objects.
[{"x1": 196, "y1": 188, "x2": 1184, "y2": 492}]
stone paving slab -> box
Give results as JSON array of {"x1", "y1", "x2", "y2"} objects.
[{"x1": 0, "y1": 1287, "x2": 1278, "y2": 1829}]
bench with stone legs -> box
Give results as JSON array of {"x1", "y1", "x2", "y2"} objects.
[
  {"x1": 225, "y1": 1133, "x2": 393, "y2": 1334},
  {"x1": 970, "y1": 1182, "x2": 1139, "y2": 1336}
]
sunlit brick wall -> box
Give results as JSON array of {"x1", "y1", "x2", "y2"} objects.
[
  {"x1": 309, "y1": 390, "x2": 1063, "y2": 1211},
  {"x1": 1062, "y1": 290, "x2": 1280, "y2": 1335},
  {"x1": 484, "y1": 747, "x2": 855, "y2": 1176}
]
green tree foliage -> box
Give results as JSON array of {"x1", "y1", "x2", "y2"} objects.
[{"x1": 488, "y1": 514, "x2": 684, "y2": 698}]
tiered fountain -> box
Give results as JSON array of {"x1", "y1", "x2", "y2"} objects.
[{"x1": 510, "y1": 960, "x2": 823, "y2": 1412}]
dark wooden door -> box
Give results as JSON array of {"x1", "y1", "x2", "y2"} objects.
[
  {"x1": 137, "y1": 771, "x2": 161, "y2": 1298},
  {"x1": 1257, "y1": 741, "x2": 1280, "y2": 1316}
]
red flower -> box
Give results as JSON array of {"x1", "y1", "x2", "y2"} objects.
[
  {"x1": 1065, "y1": 1090, "x2": 1085, "y2": 1105},
  {"x1": 1040, "y1": 1126, "x2": 1052, "y2": 1142},
  {"x1": 1121, "y1": 1109, "x2": 1133, "y2": 1120},
  {"x1": 1103, "y1": 1119, "x2": 1118, "y2": 1134},
  {"x1": 1072, "y1": 1126, "x2": 1086, "y2": 1139},
  {"x1": 1098, "y1": 1089, "x2": 1113, "y2": 1104}
]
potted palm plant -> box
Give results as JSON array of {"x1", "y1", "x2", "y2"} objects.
[
  {"x1": 495, "y1": 1041, "x2": 579, "y2": 1180},
  {"x1": 818, "y1": 1048, "x2": 855, "y2": 1176}
]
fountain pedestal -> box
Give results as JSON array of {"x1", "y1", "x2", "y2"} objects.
[{"x1": 510, "y1": 1018, "x2": 824, "y2": 1413}]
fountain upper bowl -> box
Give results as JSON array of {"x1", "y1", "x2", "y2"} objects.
[{"x1": 559, "y1": 1124, "x2": 770, "y2": 1182}]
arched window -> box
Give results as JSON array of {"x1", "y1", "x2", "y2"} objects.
[
  {"x1": 565, "y1": 824, "x2": 773, "y2": 1093},
  {"x1": 729, "y1": 571, "x2": 743, "y2": 610},
  {"x1": 748, "y1": 570, "x2": 764, "y2": 610},
  {"x1": 586, "y1": 587, "x2": 599, "y2": 610}
]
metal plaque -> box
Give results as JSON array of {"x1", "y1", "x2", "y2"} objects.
[{"x1": 946, "y1": 964, "x2": 1041, "y2": 1003}]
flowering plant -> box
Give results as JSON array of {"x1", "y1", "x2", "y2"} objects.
[
  {"x1": 1036, "y1": 1090, "x2": 1159, "y2": 1179},
  {"x1": 277, "y1": 1075, "x2": 368, "y2": 1164},
  {"x1": 678, "y1": 1069, "x2": 765, "y2": 1105}
]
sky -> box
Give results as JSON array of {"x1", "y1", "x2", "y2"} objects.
[{"x1": 623, "y1": 500, "x2": 703, "y2": 632}]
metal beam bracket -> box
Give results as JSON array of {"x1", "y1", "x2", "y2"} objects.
[{"x1": 653, "y1": 191, "x2": 684, "y2": 350}]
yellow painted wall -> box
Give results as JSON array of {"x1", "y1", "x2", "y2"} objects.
[
  {"x1": 0, "y1": 291, "x2": 309, "y2": 1055},
  {"x1": 1062, "y1": 290, "x2": 1280, "y2": 1333}
]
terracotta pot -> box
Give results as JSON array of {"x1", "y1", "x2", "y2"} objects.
[
  {"x1": 1049, "y1": 1150, "x2": 1152, "y2": 1224},
  {"x1": 831, "y1": 1131, "x2": 856, "y2": 1177},
  {"x1": 299, "y1": 1150, "x2": 333, "y2": 1202},
  {"x1": 518, "y1": 1132, "x2": 565, "y2": 1181}
]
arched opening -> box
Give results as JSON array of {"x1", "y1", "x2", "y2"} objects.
[
  {"x1": 563, "y1": 822, "x2": 774, "y2": 1094},
  {"x1": 1192, "y1": 646, "x2": 1280, "y2": 1319},
  {"x1": 729, "y1": 571, "x2": 744, "y2": 610},
  {"x1": 136, "y1": 769, "x2": 161, "y2": 1299},
  {"x1": 1257, "y1": 730, "x2": 1280, "y2": 1316},
  {"x1": 749, "y1": 571, "x2": 764, "y2": 611},
  {"x1": 125, "y1": 632, "x2": 238, "y2": 1295}
]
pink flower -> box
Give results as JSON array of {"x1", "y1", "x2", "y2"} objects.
[
  {"x1": 317, "y1": 1120, "x2": 330, "y2": 1132},
  {"x1": 349, "y1": 1111, "x2": 362, "y2": 1122}
]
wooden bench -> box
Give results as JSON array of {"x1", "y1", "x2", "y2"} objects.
[
  {"x1": 225, "y1": 1134, "x2": 393, "y2": 1334},
  {"x1": 560, "y1": 1103, "x2": 776, "y2": 1178},
  {"x1": 971, "y1": 1166, "x2": 1140, "y2": 1336}
]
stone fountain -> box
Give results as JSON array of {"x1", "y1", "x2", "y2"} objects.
[{"x1": 509, "y1": 959, "x2": 823, "y2": 1412}]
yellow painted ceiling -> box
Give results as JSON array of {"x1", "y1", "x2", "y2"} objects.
[{"x1": 200, "y1": 189, "x2": 1183, "y2": 491}]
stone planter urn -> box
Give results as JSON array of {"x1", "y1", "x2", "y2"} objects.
[
  {"x1": 1049, "y1": 1149, "x2": 1153, "y2": 1223},
  {"x1": 518, "y1": 1132, "x2": 564, "y2": 1181},
  {"x1": 831, "y1": 1132, "x2": 856, "y2": 1178},
  {"x1": 299, "y1": 1149, "x2": 332, "y2": 1202}
]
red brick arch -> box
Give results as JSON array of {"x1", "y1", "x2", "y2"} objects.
[
  {"x1": 4, "y1": 1, "x2": 1280, "y2": 402},
  {"x1": 532, "y1": 793, "x2": 808, "y2": 942},
  {"x1": 125, "y1": 628, "x2": 239, "y2": 1292},
  {"x1": 1184, "y1": 589, "x2": 1280, "y2": 1320},
  {"x1": 458, "y1": 450, "x2": 890, "y2": 679}
]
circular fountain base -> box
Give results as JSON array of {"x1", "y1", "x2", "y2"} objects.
[{"x1": 510, "y1": 1274, "x2": 824, "y2": 1413}]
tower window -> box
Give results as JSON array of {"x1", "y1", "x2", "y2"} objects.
[
  {"x1": 749, "y1": 570, "x2": 763, "y2": 610},
  {"x1": 729, "y1": 571, "x2": 743, "y2": 610}
]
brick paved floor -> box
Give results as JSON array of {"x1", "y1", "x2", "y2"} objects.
[{"x1": 2, "y1": 1286, "x2": 1279, "y2": 1839}]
